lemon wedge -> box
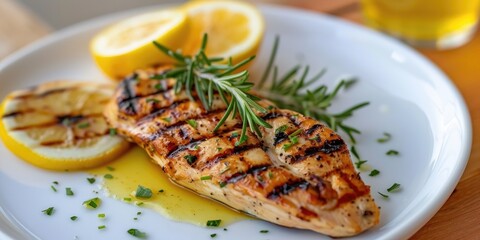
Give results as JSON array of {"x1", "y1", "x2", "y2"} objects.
[
  {"x1": 182, "y1": 0, "x2": 265, "y2": 63},
  {"x1": 90, "y1": 8, "x2": 189, "y2": 80},
  {"x1": 0, "y1": 81, "x2": 130, "y2": 171}
]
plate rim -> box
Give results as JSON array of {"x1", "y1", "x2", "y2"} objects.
[{"x1": 0, "y1": 3, "x2": 472, "y2": 240}]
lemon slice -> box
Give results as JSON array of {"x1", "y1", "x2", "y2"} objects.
[
  {"x1": 0, "y1": 81, "x2": 130, "y2": 171},
  {"x1": 90, "y1": 8, "x2": 189, "y2": 80},
  {"x1": 182, "y1": 0, "x2": 265, "y2": 63}
]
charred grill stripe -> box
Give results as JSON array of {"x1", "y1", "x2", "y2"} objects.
[
  {"x1": 273, "y1": 131, "x2": 288, "y2": 146},
  {"x1": 201, "y1": 144, "x2": 262, "y2": 170},
  {"x1": 224, "y1": 164, "x2": 271, "y2": 185},
  {"x1": 267, "y1": 180, "x2": 310, "y2": 200},
  {"x1": 167, "y1": 140, "x2": 204, "y2": 159},
  {"x1": 137, "y1": 99, "x2": 190, "y2": 124},
  {"x1": 305, "y1": 124, "x2": 322, "y2": 135},
  {"x1": 118, "y1": 79, "x2": 138, "y2": 115},
  {"x1": 288, "y1": 139, "x2": 346, "y2": 164},
  {"x1": 164, "y1": 122, "x2": 243, "y2": 157}
]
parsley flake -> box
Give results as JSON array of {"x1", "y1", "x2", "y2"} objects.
[
  {"x1": 109, "y1": 128, "x2": 117, "y2": 136},
  {"x1": 77, "y1": 122, "x2": 90, "y2": 129},
  {"x1": 66, "y1": 187, "x2": 74, "y2": 196},
  {"x1": 207, "y1": 219, "x2": 221, "y2": 227},
  {"x1": 127, "y1": 228, "x2": 147, "y2": 239},
  {"x1": 387, "y1": 183, "x2": 401, "y2": 192},
  {"x1": 200, "y1": 175, "x2": 212, "y2": 180},
  {"x1": 260, "y1": 230, "x2": 269, "y2": 233},
  {"x1": 70, "y1": 216, "x2": 78, "y2": 221},
  {"x1": 83, "y1": 197, "x2": 101, "y2": 209},
  {"x1": 275, "y1": 125, "x2": 288, "y2": 134},
  {"x1": 87, "y1": 178, "x2": 96, "y2": 184},
  {"x1": 186, "y1": 119, "x2": 197, "y2": 128},
  {"x1": 386, "y1": 150, "x2": 399, "y2": 156},
  {"x1": 377, "y1": 132, "x2": 391, "y2": 143},
  {"x1": 146, "y1": 98, "x2": 159, "y2": 103},
  {"x1": 135, "y1": 185, "x2": 153, "y2": 199},
  {"x1": 104, "y1": 174, "x2": 113, "y2": 179},
  {"x1": 210, "y1": 233, "x2": 217, "y2": 238},
  {"x1": 378, "y1": 192, "x2": 389, "y2": 198},
  {"x1": 369, "y1": 169, "x2": 380, "y2": 177},
  {"x1": 184, "y1": 154, "x2": 197, "y2": 164},
  {"x1": 42, "y1": 207, "x2": 54, "y2": 216}
]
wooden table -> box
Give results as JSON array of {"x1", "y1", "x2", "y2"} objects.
[{"x1": 1, "y1": 0, "x2": 478, "y2": 239}]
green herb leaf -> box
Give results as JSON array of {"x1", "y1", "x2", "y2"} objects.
[
  {"x1": 135, "y1": 185, "x2": 153, "y2": 199},
  {"x1": 162, "y1": 117, "x2": 171, "y2": 123},
  {"x1": 186, "y1": 119, "x2": 197, "y2": 128},
  {"x1": 87, "y1": 178, "x2": 96, "y2": 184},
  {"x1": 70, "y1": 216, "x2": 78, "y2": 221},
  {"x1": 377, "y1": 132, "x2": 391, "y2": 143},
  {"x1": 98, "y1": 213, "x2": 106, "y2": 219},
  {"x1": 387, "y1": 183, "x2": 401, "y2": 192},
  {"x1": 200, "y1": 175, "x2": 212, "y2": 180},
  {"x1": 154, "y1": 83, "x2": 163, "y2": 90},
  {"x1": 206, "y1": 219, "x2": 222, "y2": 227},
  {"x1": 42, "y1": 207, "x2": 54, "y2": 216},
  {"x1": 386, "y1": 150, "x2": 399, "y2": 156},
  {"x1": 98, "y1": 225, "x2": 106, "y2": 230},
  {"x1": 106, "y1": 166, "x2": 115, "y2": 171},
  {"x1": 127, "y1": 228, "x2": 147, "y2": 239},
  {"x1": 378, "y1": 192, "x2": 389, "y2": 198},
  {"x1": 66, "y1": 187, "x2": 74, "y2": 196},
  {"x1": 52, "y1": 181, "x2": 59, "y2": 185},
  {"x1": 210, "y1": 233, "x2": 217, "y2": 238},
  {"x1": 355, "y1": 160, "x2": 368, "y2": 169},
  {"x1": 260, "y1": 230, "x2": 269, "y2": 233},
  {"x1": 51, "y1": 185, "x2": 57, "y2": 192},
  {"x1": 77, "y1": 122, "x2": 90, "y2": 129},
  {"x1": 109, "y1": 128, "x2": 117, "y2": 136},
  {"x1": 83, "y1": 197, "x2": 101, "y2": 209},
  {"x1": 123, "y1": 197, "x2": 132, "y2": 202},
  {"x1": 104, "y1": 174, "x2": 113, "y2": 179},
  {"x1": 274, "y1": 125, "x2": 288, "y2": 134},
  {"x1": 184, "y1": 154, "x2": 197, "y2": 164},
  {"x1": 146, "y1": 98, "x2": 159, "y2": 103},
  {"x1": 369, "y1": 169, "x2": 380, "y2": 177}
]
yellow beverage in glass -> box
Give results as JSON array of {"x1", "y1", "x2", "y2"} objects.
[{"x1": 361, "y1": 0, "x2": 480, "y2": 49}]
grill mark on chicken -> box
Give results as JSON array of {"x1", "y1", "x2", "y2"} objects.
[
  {"x1": 267, "y1": 180, "x2": 310, "y2": 199},
  {"x1": 201, "y1": 144, "x2": 262, "y2": 170},
  {"x1": 118, "y1": 77, "x2": 139, "y2": 115},
  {"x1": 305, "y1": 124, "x2": 323, "y2": 135},
  {"x1": 287, "y1": 139, "x2": 347, "y2": 164},
  {"x1": 224, "y1": 164, "x2": 271, "y2": 185}
]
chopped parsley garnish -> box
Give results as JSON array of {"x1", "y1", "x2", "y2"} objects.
[
  {"x1": 369, "y1": 169, "x2": 380, "y2": 177},
  {"x1": 154, "y1": 83, "x2": 163, "y2": 90},
  {"x1": 216, "y1": 147, "x2": 222, "y2": 151},
  {"x1": 350, "y1": 146, "x2": 361, "y2": 160},
  {"x1": 219, "y1": 182, "x2": 227, "y2": 188},
  {"x1": 206, "y1": 219, "x2": 222, "y2": 227},
  {"x1": 70, "y1": 216, "x2": 78, "y2": 221},
  {"x1": 136, "y1": 202, "x2": 144, "y2": 206},
  {"x1": 186, "y1": 119, "x2": 197, "y2": 128},
  {"x1": 158, "y1": 189, "x2": 164, "y2": 193},
  {"x1": 51, "y1": 185, "x2": 57, "y2": 192},
  {"x1": 127, "y1": 228, "x2": 147, "y2": 239},
  {"x1": 52, "y1": 181, "x2": 59, "y2": 185},
  {"x1": 231, "y1": 132, "x2": 238, "y2": 138},
  {"x1": 109, "y1": 128, "x2": 117, "y2": 136},
  {"x1": 260, "y1": 230, "x2": 269, "y2": 233},
  {"x1": 98, "y1": 225, "x2": 106, "y2": 230},
  {"x1": 267, "y1": 105, "x2": 275, "y2": 110},
  {"x1": 210, "y1": 233, "x2": 217, "y2": 238},
  {"x1": 268, "y1": 172, "x2": 274, "y2": 179},
  {"x1": 386, "y1": 150, "x2": 399, "y2": 156},
  {"x1": 162, "y1": 117, "x2": 171, "y2": 123},
  {"x1": 355, "y1": 160, "x2": 368, "y2": 169},
  {"x1": 200, "y1": 175, "x2": 212, "y2": 180},
  {"x1": 137, "y1": 211, "x2": 142, "y2": 215},
  {"x1": 123, "y1": 197, "x2": 132, "y2": 202},
  {"x1": 66, "y1": 187, "x2": 74, "y2": 196},
  {"x1": 283, "y1": 129, "x2": 303, "y2": 150},
  {"x1": 87, "y1": 178, "x2": 96, "y2": 184},
  {"x1": 378, "y1": 192, "x2": 389, "y2": 198},
  {"x1": 83, "y1": 197, "x2": 101, "y2": 209},
  {"x1": 77, "y1": 122, "x2": 90, "y2": 129},
  {"x1": 42, "y1": 207, "x2": 54, "y2": 216},
  {"x1": 275, "y1": 125, "x2": 288, "y2": 134},
  {"x1": 387, "y1": 183, "x2": 401, "y2": 192},
  {"x1": 106, "y1": 166, "x2": 115, "y2": 171},
  {"x1": 98, "y1": 213, "x2": 106, "y2": 218},
  {"x1": 104, "y1": 174, "x2": 113, "y2": 179},
  {"x1": 146, "y1": 98, "x2": 159, "y2": 103},
  {"x1": 135, "y1": 185, "x2": 153, "y2": 199},
  {"x1": 184, "y1": 154, "x2": 197, "y2": 164},
  {"x1": 377, "y1": 132, "x2": 392, "y2": 143}
]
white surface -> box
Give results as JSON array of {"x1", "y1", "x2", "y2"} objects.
[{"x1": 0, "y1": 4, "x2": 471, "y2": 240}]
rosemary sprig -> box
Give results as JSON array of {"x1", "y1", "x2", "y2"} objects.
[
  {"x1": 151, "y1": 34, "x2": 271, "y2": 145},
  {"x1": 257, "y1": 36, "x2": 369, "y2": 143}
]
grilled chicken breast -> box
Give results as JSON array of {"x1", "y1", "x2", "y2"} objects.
[{"x1": 104, "y1": 68, "x2": 380, "y2": 237}]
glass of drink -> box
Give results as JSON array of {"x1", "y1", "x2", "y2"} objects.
[{"x1": 361, "y1": 0, "x2": 480, "y2": 49}]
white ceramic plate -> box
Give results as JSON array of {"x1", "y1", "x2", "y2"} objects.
[{"x1": 0, "y1": 4, "x2": 471, "y2": 240}]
